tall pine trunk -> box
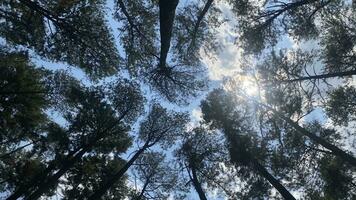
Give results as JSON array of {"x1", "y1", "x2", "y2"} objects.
[
  {"x1": 158, "y1": 0, "x2": 179, "y2": 69},
  {"x1": 191, "y1": 166, "x2": 208, "y2": 200},
  {"x1": 24, "y1": 149, "x2": 88, "y2": 200},
  {"x1": 226, "y1": 133, "x2": 296, "y2": 200},
  {"x1": 189, "y1": 0, "x2": 214, "y2": 49},
  {"x1": 135, "y1": 180, "x2": 149, "y2": 200},
  {"x1": 0, "y1": 140, "x2": 39, "y2": 159},
  {"x1": 262, "y1": 103, "x2": 356, "y2": 166},
  {"x1": 88, "y1": 146, "x2": 147, "y2": 200},
  {"x1": 283, "y1": 69, "x2": 356, "y2": 82},
  {"x1": 6, "y1": 149, "x2": 79, "y2": 200},
  {"x1": 250, "y1": 159, "x2": 296, "y2": 200}
]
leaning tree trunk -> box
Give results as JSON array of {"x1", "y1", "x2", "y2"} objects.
[
  {"x1": 250, "y1": 158, "x2": 296, "y2": 200},
  {"x1": 24, "y1": 148, "x2": 88, "y2": 200},
  {"x1": 283, "y1": 69, "x2": 356, "y2": 82},
  {"x1": 0, "y1": 140, "x2": 39, "y2": 159},
  {"x1": 261, "y1": 103, "x2": 356, "y2": 166},
  {"x1": 226, "y1": 133, "x2": 296, "y2": 200},
  {"x1": 190, "y1": 166, "x2": 208, "y2": 200},
  {"x1": 158, "y1": 0, "x2": 179, "y2": 69},
  {"x1": 6, "y1": 148, "x2": 80, "y2": 200},
  {"x1": 8, "y1": 108, "x2": 129, "y2": 200},
  {"x1": 135, "y1": 179, "x2": 149, "y2": 200},
  {"x1": 10, "y1": 135, "x2": 101, "y2": 200},
  {"x1": 88, "y1": 146, "x2": 148, "y2": 200},
  {"x1": 189, "y1": 0, "x2": 214, "y2": 49}
]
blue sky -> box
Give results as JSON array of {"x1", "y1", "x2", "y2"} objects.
[{"x1": 18, "y1": 0, "x2": 356, "y2": 199}]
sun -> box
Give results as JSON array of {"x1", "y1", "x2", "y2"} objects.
[
  {"x1": 223, "y1": 74, "x2": 260, "y2": 98},
  {"x1": 239, "y1": 75, "x2": 260, "y2": 96}
]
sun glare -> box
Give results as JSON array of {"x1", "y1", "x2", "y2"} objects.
[{"x1": 236, "y1": 75, "x2": 260, "y2": 97}]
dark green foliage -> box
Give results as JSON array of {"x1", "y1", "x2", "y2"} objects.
[
  {"x1": 1, "y1": 0, "x2": 356, "y2": 199},
  {"x1": 63, "y1": 156, "x2": 129, "y2": 200},
  {"x1": 0, "y1": 0, "x2": 120, "y2": 78},
  {"x1": 321, "y1": 12, "x2": 356, "y2": 73},
  {"x1": 132, "y1": 152, "x2": 178, "y2": 200},
  {"x1": 63, "y1": 88, "x2": 133, "y2": 153},
  {"x1": 305, "y1": 155, "x2": 356, "y2": 200},
  {"x1": 326, "y1": 86, "x2": 356, "y2": 126},
  {"x1": 201, "y1": 88, "x2": 291, "y2": 199},
  {"x1": 229, "y1": 0, "x2": 344, "y2": 53},
  {"x1": 1, "y1": 157, "x2": 47, "y2": 192},
  {"x1": 176, "y1": 127, "x2": 228, "y2": 199},
  {"x1": 138, "y1": 103, "x2": 189, "y2": 148},
  {"x1": 1, "y1": 77, "x2": 144, "y2": 199},
  {"x1": 86, "y1": 104, "x2": 188, "y2": 199},
  {"x1": 318, "y1": 156, "x2": 356, "y2": 199},
  {"x1": 0, "y1": 50, "x2": 47, "y2": 137}
]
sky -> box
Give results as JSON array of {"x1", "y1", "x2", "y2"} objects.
[{"x1": 11, "y1": 0, "x2": 356, "y2": 199}]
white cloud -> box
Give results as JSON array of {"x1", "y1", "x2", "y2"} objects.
[
  {"x1": 191, "y1": 107, "x2": 203, "y2": 122},
  {"x1": 200, "y1": 2, "x2": 245, "y2": 81}
]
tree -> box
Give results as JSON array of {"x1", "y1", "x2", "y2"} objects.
[
  {"x1": 158, "y1": 0, "x2": 180, "y2": 70},
  {"x1": 234, "y1": 47, "x2": 356, "y2": 165},
  {"x1": 0, "y1": 49, "x2": 47, "y2": 146},
  {"x1": 314, "y1": 155, "x2": 356, "y2": 199},
  {"x1": 229, "y1": 0, "x2": 345, "y2": 53},
  {"x1": 201, "y1": 89, "x2": 296, "y2": 200},
  {"x1": 62, "y1": 156, "x2": 130, "y2": 200},
  {"x1": 1, "y1": 0, "x2": 356, "y2": 199},
  {"x1": 6, "y1": 80, "x2": 144, "y2": 200},
  {"x1": 114, "y1": 0, "x2": 219, "y2": 102},
  {"x1": 176, "y1": 127, "x2": 227, "y2": 200},
  {"x1": 255, "y1": 49, "x2": 356, "y2": 84},
  {"x1": 0, "y1": 49, "x2": 88, "y2": 199},
  {"x1": 1, "y1": 0, "x2": 219, "y2": 102},
  {"x1": 0, "y1": 0, "x2": 120, "y2": 78},
  {"x1": 302, "y1": 153, "x2": 356, "y2": 200},
  {"x1": 188, "y1": 0, "x2": 215, "y2": 50},
  {"x1": 88, "y1": 104, "x2": 188, "y2": 199},
  {"x1": 225, "y1": 75, "x2": 356, "y2": 167},
  {"x1": 321, "y1": 12, "x2": 356, "y2": 73},
  {"x1": 254, "y1": 92, "x2": 356, "y2": 166},
  {"x1": 131, "y1": 152, "x2": 178, "y2": 200},
  {"x1": 326, "y1": 85, "x2": 356, "y2": 126}
]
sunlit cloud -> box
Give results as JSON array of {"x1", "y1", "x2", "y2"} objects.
[
  {"x1": 200, "y1": 2, "x2": 245, "y2": 81},
  {"x1": 191, "y1": 108, "x2": 203, "y2": 122}
]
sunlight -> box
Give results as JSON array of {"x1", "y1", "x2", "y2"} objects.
[
  {"x1": 241, "y1": 76, "x2": 259, "y2": 96},
  {"x1": 230, "y1": 75, "x2": 260, "y2": 97}
]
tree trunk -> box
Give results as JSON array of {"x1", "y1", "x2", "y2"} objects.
[
  {"x1": 226, "y1": 133, "x2": 295, "y2": 200},
  {"x1": 262, "y1": 103, "x2": 356, "y2": 166},
  {"x1": 284, "y1": 69, "x2": 356, "y2": 82},
  {"x1": 158, "y1": 0, "x2": 179, "y2": 69},
  {"x1": 88, "y1": 147, "x2": 147, "y2": 200},
  {"x1": 0, "y1": 140, "x2": 38, "y2": 159},
  {"x1": 190, "y1": 0, "x2": 214, "y2": 48},
  {"x1": 18, "y1": 0, "x2": 61, "y2": 26},
  {"x1": 135, "y1": 179, "x2": 149, "y2": 200},
  {"x1": 24, "y1": 149, "x2": 87, "y2": 200},
  {"x1": 6, "y1": 187, "x2": 29, "y2": 200},
  {"x1": 5, "y1": 151, "x2": 76, "y2": 200},
  {"x1": 117, "y1": 0, "x2": 158, "y2": 59},
  {"x1": 191, "y1": 166, "x2": 208, "y2": 200},
  {"x1": 7, "y1": 138, "x2": 98, "y2": 200},
  {"x1": 259, "y1": 0, "x2": 318, "y2": 28},
  {"x1": 250, "y1": 159, "x2": 296, "y2": 200},
  {"x1": 0, "y1": 91, "x2": 48, "y2": 95},
  {"x1": 7, "y1": 110, "x2": 128, "y2": 200}
]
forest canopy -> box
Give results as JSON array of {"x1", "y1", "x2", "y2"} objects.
[{"x1": 0, "y1": 0, "x2": 355, "y2": 199}]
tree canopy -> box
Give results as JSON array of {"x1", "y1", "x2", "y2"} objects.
[{"x1": 0, "y1": 0, "x2": 355, "y2": 199}]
